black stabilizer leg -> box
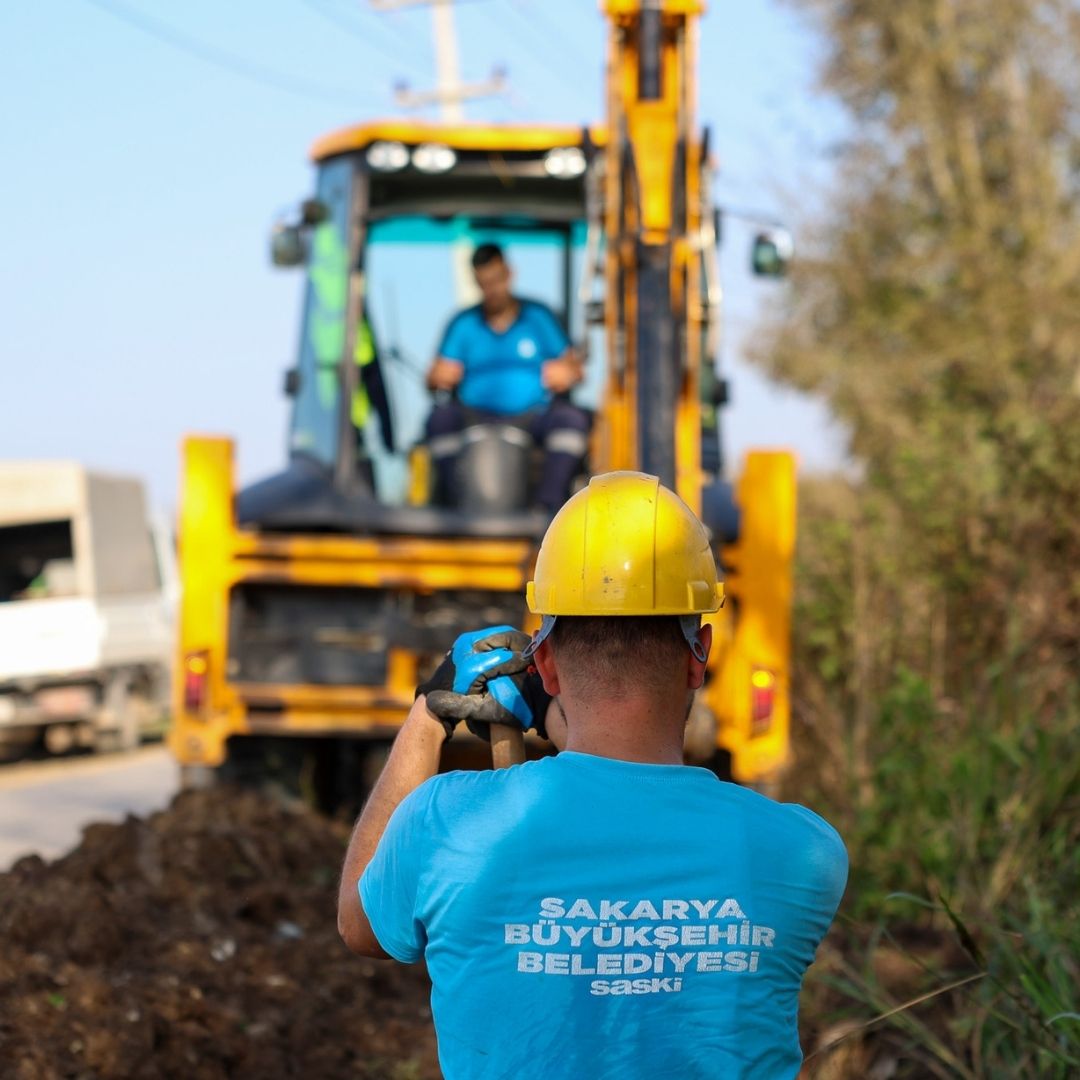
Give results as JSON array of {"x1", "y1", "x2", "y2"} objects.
[{"x1": 636, "y1": 242, "x2": 678, "y2": 489}]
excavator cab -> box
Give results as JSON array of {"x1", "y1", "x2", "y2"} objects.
[
  {"x1": 172, "y1": 6, "x2": 797, "y2": 807},
  {"x1": 171, "y1": 126, "x2": 610, "y2": 806},
  {"x1": 257, "y1": 125, "x2": 600, "y2": 533}
]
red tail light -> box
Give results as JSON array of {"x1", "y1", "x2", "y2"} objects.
[
  {"x1": 184, "y1": 652, "x2": 209, "y2": 712},
  {"x1": 750, "y1": 668, "x2": 775, "y2": 734}
]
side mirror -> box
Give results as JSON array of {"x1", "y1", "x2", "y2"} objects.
[
  {"x1": 270, "y1": 224, "x2": 307, "y2": 268},
  {"x1": 300, "y1": 198, "x2": 328, "y2": 226},
  {"x1": 283, "y1": 368, "x2": 301, "y2": 397},
  {"x1": 751, "y1": 228, "x2": 794, "y2": 278}
]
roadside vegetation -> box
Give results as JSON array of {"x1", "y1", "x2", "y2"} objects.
[{"x1": 761, "y1": 2, "x2": 1080, "y2": 1074}]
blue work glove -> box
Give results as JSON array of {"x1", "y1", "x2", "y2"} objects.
[
  {"x1": 416, "y1": 626, "x2": 531, "y2": 738},
  {"x1": 464, "y1": 669, "x2": 552, "y2": 743}
]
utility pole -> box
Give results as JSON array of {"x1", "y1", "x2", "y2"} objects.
[
  {"x1": 370, "y1": 0, "x2": 505, "y2": 122},
  {"x1": 370, "y1": 0, "x2": 506, "y2": 303}
]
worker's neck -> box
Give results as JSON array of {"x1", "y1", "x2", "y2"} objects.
[
  {"x1": 483, "y1": 296, "x2": 518, "y2": 322},
  {"x1": 561, "y1": 695, "x2": 686, "y2": 766}
]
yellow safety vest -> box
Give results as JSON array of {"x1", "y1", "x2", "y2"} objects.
[{"x1": 351, "y1": 320, "x2": 375, "y2": 429}]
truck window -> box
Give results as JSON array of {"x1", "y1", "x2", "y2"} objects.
[{"x1": 0, "y1": 520, "x2": 76, "y2": 602}]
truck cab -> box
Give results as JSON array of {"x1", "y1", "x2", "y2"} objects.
[{"x1": 0, "y1": 462, "x2": 174, "y2": 758}]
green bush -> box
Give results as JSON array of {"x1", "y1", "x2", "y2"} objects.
[
  {"x1": 789, "y1": 496, "x2": 1080, "y2": 1077},
  {"x1": 750, "y1": 4, "x2": 1080, "y2": 1071}
]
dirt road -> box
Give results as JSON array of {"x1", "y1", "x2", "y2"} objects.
[{"x1": 0, "y1": 745, "x2": 178, "y2": 869}]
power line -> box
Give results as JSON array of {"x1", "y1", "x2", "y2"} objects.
[
  {"x1": 353, "y1": 0, "x2": 429, "y2": 53},
  {"x1": 508, "y1": 0, "x2": 594, "y2": 74},
  {"x1": 373, "y1": 0, "x2": 506, "y2": 123},
  {"x1": 299, "y1": 0, "x2": 430, "y2": 82},
  {"x1": 487, "y1": 5, "x2": 572, "y2": 105},
  {"x1": 83, "y1": 0, "x2": 378, "y2": 107},
  {"x1": 484, "y1": 1, "x2": 602, "y2": 120},
  {"x1": 502, "y1": 87, "x2": 537, "y2": 121}
]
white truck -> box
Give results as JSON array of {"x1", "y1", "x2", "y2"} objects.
[{"x1": 0, "y1": 462, "x2": 176, "y2": 759}]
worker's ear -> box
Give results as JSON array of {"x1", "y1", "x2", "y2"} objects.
[
  {"x1": 531, "y1": 640, "x2": 561, "y2": 697},
  {"x1": 687, "y1": 624, "x2": 712, "y2": 690}
]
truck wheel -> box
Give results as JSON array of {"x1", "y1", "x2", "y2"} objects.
[{"x1": 44, "y1": 724, "x2": 76, "y2": 755}]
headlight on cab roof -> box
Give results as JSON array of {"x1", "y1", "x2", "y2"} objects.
[
  {"x1": 365, "y1": 140, "x2": 409, "y2": 172},
  {"x1": 544, "y1": 146, "x2": 587, "y2": 179},
  {"x1": 412, "y1": 143, "x2": 457, "y2": 173}
]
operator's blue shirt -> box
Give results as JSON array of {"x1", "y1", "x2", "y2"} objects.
[
  {"x1": 360, "y1": 751, "x2": 848, "y2": 1079},
  {"x1": 438, "y1": 298, "x2": 570, "y2": 415}
]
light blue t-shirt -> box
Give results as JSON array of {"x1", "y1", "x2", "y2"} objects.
[
  {"x1": 360, "y1": 752, "x2": 848, "y2": 1079},
  {"x1": 438, "y1": 299, "x2": 570, "y2": 414}
]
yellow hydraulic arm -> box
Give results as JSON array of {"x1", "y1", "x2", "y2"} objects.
[
  {"x1": 600, "y1": 0, "x2": 796, "y2": 783},
  {"x1": 598, "y1": 0, "x2": 706, "y2": 511}
]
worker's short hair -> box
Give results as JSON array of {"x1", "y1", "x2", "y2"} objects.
[
  {"x1": 471, "y1": 243, "x2": 506, "y2": 270},
  {"x1": 549, "y1": 615, "x2": 688, "y2": 697}
]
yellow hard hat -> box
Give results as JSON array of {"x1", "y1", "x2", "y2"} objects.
[{"x1": 525, "y1": 472, "x2": 723, "y2": 657}]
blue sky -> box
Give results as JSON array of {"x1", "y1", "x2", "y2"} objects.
[{"x1": 0, "y1": 0, "x2": 845, "y2": 512}]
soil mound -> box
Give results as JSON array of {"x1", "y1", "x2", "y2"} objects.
[{"x1": 0, "y1": 788, "x2": 438, "y2": 1079}]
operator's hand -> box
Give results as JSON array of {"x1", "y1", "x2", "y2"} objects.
[
  {"x1": 427, "y1": 357, "x2": 465, "y2": 391},
  {"x1": 463, "y1": 668, "x2": 552, "y2": 743},
  {"x1": 417, "y1": 626, "x2": 531, "y2": 737},
  {"x1": 541, "y1": 356, "x2": 582, "y2": 394}
]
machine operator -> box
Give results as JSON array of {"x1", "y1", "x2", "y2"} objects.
[
  {"x1": 339, "y1": 471, "x2": 849, "y2": 1079},
  {"x1": 424, "y1": 243, "x2": 591, "y2": 512}
]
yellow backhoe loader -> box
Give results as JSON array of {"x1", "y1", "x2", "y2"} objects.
[{"x1": 170, "y1": 0, "x2": 795, "y2": 808}]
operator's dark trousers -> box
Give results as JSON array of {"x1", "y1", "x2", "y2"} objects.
[{"x1": 426, "y1": 399, "x2": 590, "y2": 511}]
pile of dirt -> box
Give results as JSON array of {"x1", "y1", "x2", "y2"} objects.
[{"x1": 0, "y1": 788, "x2": 439, "y2": 1079}]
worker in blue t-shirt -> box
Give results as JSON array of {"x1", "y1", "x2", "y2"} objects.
[
  {"x1": 338, "y1": 472, "x2": 849, "y2": 1080},
  {"x1": 424, "y1": 242, "x2": 590, "y2": 511}
]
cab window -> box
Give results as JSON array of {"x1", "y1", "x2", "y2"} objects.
[{"x1": 361, "y1": 215, "x2": 599, "y2": 505}]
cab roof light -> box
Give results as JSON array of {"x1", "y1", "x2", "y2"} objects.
[
  {"x1": 544, "y1": 146, "x2": 587, "y2": 179},
  {"x1": 412, "y1": 143, "x2": 457, "y2": 173},
  {"x1": 366, "y1": 140, "x2": 410, "y2": 172}
]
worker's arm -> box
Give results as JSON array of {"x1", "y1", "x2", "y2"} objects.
[
  {"x1": 337, "y1": 696, "x2": 446, "y2": 957},
  {"x1": 535, "y1": 303, "x2": 582, "y2": 394},
  {"x1": 542, "y1": 346, "x2": 584, "y2": 394},
  {"x1": 426, "y1": 356, "x2": 464, "y2": 391},
  {"x1": 339, "y1": 627, "x2": 534, "y2": 957},
  {"x1": 427, "y1": 311, "x2": 470, "y2": 391}
]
